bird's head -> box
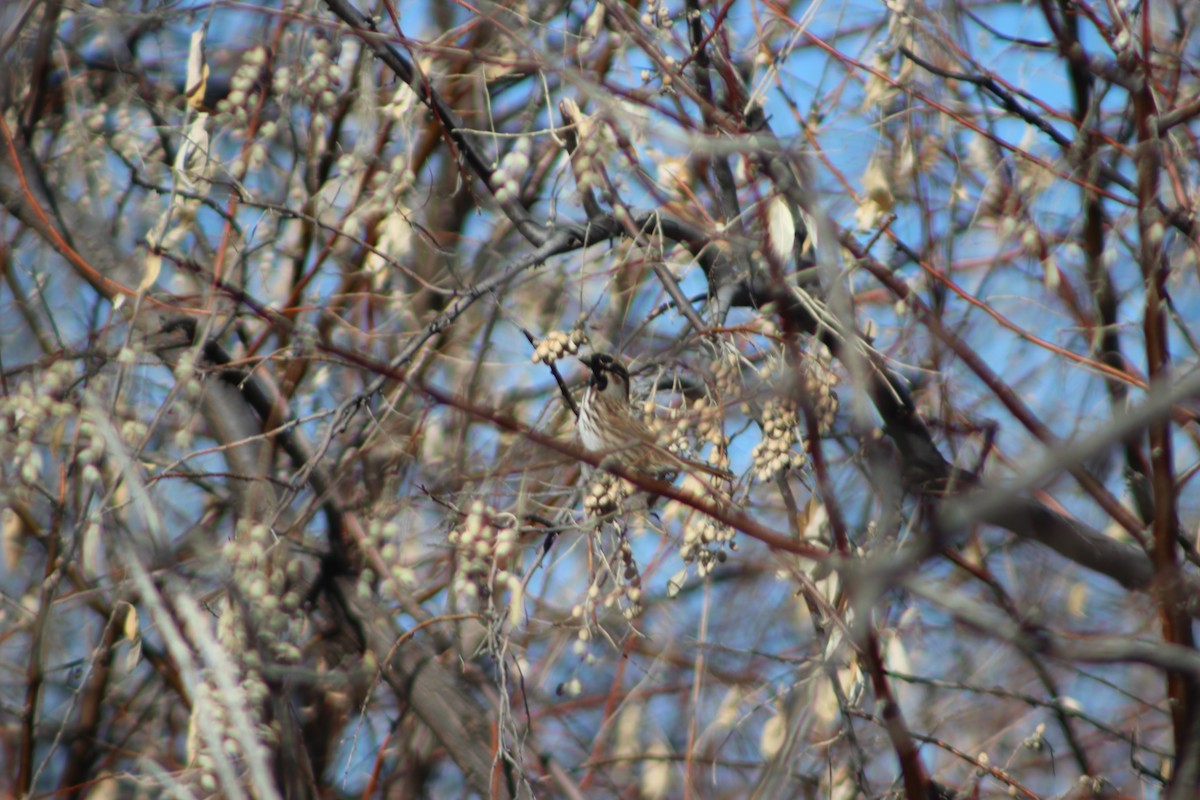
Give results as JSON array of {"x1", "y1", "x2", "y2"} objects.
[{"x1": 580, "y1": 353, "x2": 631, "y2": 400}]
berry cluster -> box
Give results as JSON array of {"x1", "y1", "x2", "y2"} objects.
[
  {"x1": 491, "y1": 138, "x2": 531, "y2": 204},
  {"x1": 800, "y1": 346, "x2": 840, "y2": 434},
  {"x1": 216, "y1": 45, "x2": 269, "y2": 125},
  {"x1": 570, "y1": 535, "x2": 645, "y2": 661},
  {"x1": 222, "y1": 521, "x2": 306, "y2": 665},
  {"x1": 680, "y1": 510, "x2": 735, "y2": 577},
  {"x1": 531, "y1": 329, "x2": 588, "y2": 365},
  {"x1": 583, "y1": 471, "x2": 632, "y2": 517},
  {"x1": 751, "y1": 399, "x2": 806, "y2": 482},
  {"x1": 448, "y1": 502, "x2": 521, "y2": 605},
  {"x1": 272, "y1": 36, "x2": 341, "y2": 114},
  {"x1": 3, "y1": 361, "x2": 78, "y2": 488}
]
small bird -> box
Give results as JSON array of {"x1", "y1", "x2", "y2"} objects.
[{"x1": 577, "y1": 353, "x2": 733, "y2": 481}]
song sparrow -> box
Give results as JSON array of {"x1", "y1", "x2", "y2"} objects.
[{"x1": 577, "y1": 353, "x2": 732, "y2": 481}]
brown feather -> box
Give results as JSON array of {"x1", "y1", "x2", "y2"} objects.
[{"x1": 578, "y1": 354, "x2": 734, "y2": 482}]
